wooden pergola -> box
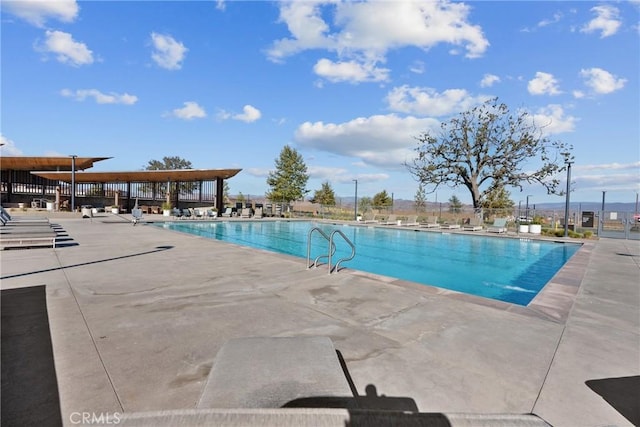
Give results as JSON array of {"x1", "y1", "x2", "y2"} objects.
[
  {"x1": 30, "y1": 169, "x2": 241, "y2": 213},
  {"x1": 1, "y1": 156, "x2": 241, "y2": 212}
]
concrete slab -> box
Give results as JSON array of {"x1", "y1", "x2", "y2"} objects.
[
  {"x1": 0, "y1": 216, "x2": 638, "y2": 426},
  {"x1": 197, "y1": 336, "x2": 353, "y2": 408}
]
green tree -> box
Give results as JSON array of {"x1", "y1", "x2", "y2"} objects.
[
  {"x1": 265, "y1": 146, "x2": 309, "y2": 203},
  {"x1": 448, "y1": 195, "x2": 463, "y2": 213},
  {"x1": 146, "y1": 156, "x2": 192, "y2": 170},
  {"x1": 481, "y1": 186, "x2": 514, "y2": 210},
  {"x1": 406, "y1": 97, "x2": 573, "y2": 209},
  {"x1": 414, "y1": 183, "x2": 427, "y2": 212},
  {"x1": 144, "y1": 156, "x2": 195, "y2": 196},
  {"x1": 223, "y1": 181, "x2": 231, "y2": 204},
  {"x1": 372, "y1": 190, "x2": 392, "y2": 209},
  {"x1": 311, "y1": 181, "x2": 336, "y2": 206},
  {"x1": 358, "y1": 196, "x2": 372, "y2": 213}
]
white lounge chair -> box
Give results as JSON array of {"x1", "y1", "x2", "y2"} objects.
[
  {"x1": 362, "y1": 212, "x2": 379, "y2": 223},
  {"x1": 380, "y1": 214, "x2": 398, "y2": 225},
  {"x1": 440, "y1": 218, "x2": 461, "y2": 229},
  {"x1": 462, "y1": 217, "x2": 483, "y2": 231},
  {"x1": 487, "y1": 218, "x2": 508, "y2": 233},
  {"x1": 221, "y1": 207, "x2": 233, "y2": 217},
  {"x1": 253, "y1": 207, "x2": 263, "y2": 219},
  {"x1": 419, "y1": 216, "x2": 440, "y2": 228},
  {"x1": 240, "y1": 208, "x2": 252, "y2": 218},
  {"x1": 402, "y1": 215, "x2": 419, "y2": 226}
]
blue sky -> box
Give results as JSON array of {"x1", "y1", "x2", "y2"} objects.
[{"x1": 1, "y1": 0, "x2": 639, "y2": 204}]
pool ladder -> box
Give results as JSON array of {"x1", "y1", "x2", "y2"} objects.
[{"x1": 306, "y1": 227, "x2": 356, "y2": 274}]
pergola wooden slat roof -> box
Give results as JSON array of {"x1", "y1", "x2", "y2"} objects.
[
  {"x1": 30, "y1": 169, "x2": 242, "y2": 183},
  {"x1": 1, "y1": 156, "x2": 111, "y2": 171}
]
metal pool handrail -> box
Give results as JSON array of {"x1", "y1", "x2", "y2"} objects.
[
  {"x1": 307, "y1": 227, "x2": 335, "y2": 269},
  {"x1": 328, "y1": 229, "x2": 356, "y2": 274},
  {"x1": 306, "y1": 227, "x2": 356, "y2": 273}
]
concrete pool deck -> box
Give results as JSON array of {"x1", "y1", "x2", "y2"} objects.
[{"x1": 1, "y1": 213, "x2": 638, "y2": 426}]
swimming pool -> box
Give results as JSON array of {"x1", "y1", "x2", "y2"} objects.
[{"x1": 157, "y1": 220, "x2": 580, "y2": 305}]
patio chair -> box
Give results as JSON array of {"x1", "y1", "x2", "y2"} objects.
[
  {"x1": 402, "y1": 215, "x2": 419, "y2": 226},
  {"x1": 419, "y1": 216, "x2": 440, "y2": 228},
  {"x1": 240, "y1": 208, "x2": 252, "y2": 218},
  {"x1": 440, "y1": 220, "x2": 461, "y2": 229},
  {"x1": 462, "y1": 217, "x2": 484, "y2": 231},
  {"x1": 487, "y1": 218, "x2": 508, "y2": 233},
  {"x1": 172, "y1": 208, "x2": 182, "y2": 219},
  {"x1": 253, "y1": 207, "x2": 263, "y2": 219},
  {"x1": 380, "y1": 214, "x2": 397, "y2": 225},
  {"x1": 182, "y1": 208, "x2": 192, "y2": 219},
  {"x1": 362, "y1": 212, "x2": 379, "y2": 223},
  {"x1": 221, "y1": 207, "x2": 233, "y2": 217},
  {"x1": 206, "y1": 209, "x2": 218, "y2": 219}
]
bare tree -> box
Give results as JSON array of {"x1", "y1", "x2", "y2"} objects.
[{"x1": 406, "y1": 98, "x2": 573, "y2": 209}]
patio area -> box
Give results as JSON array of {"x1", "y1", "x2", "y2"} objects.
[{"x1": 1, "y1": 213, "x2": 638, "y2": 426}]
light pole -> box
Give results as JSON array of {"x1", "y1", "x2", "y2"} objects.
[
  {"x1": 564, "y1": 161, "x2": 573, "y2": 237},
  {"x1": 526, "y1": 195, "x2": 532, "y2": 221},
  {"x1": 70, "y1": 154, "x2": 77, "y2": 212},
  {"x1": 353, "y1": 179, "x2": 358, "y2": 220},
  {"x1": 601, "y1": 191, "x2": 606, "y2": 212}
]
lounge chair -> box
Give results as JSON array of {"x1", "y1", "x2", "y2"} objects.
[
  {"x1": 487, "y1": 218, "x2": 508, "y2": 233},
  {"x1": 253, "y1": 207, "x2": 263, "y2": 219},
  {"x1": 419, "y1": 216, "x2": 440, "y2": 228},
  {"x1": 221, "y1": 207, "x2": 233, "y2": 218},
  {"x1": 181, "y1": 208, "x2": 192, "y2": 219},
  {"x1": 240, "y1": 208, "x2": 252, "y2": 218},
  {"x1": 362, "y1": 212, "x2": 379, "y2": 223},
  {"x1": 380, "y1": 214, "x2": 398, "y2": 225},
  {"x1": 194, "y1": 208, "x2": 204, "y2": 219},
  {"x1": 0, "y1": 206, "x2": 49, "y2": 226},
  {"x1": 462, "y1": 217, "x2": 483, "y2": 231},
  {"x1": 402, "y1": 215, "x2": 419, "y2": 226},
  {"x1": 440, "y1": 219, "x2": 461, "y2": 229},
  {"x1": 171, "y1": 208, "x2": 182, "y2": 219},
  {"x1": 206, "y1": 209, "x2": 218, "y2": 219}
]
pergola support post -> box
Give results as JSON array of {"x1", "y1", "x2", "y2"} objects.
[{"x1": 216, "y1": 179, "x2": 224, "y2": 213}]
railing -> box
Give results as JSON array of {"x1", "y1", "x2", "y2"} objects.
[{"x1": 306, "y1": 227, "x2": 356, "y2": 274}]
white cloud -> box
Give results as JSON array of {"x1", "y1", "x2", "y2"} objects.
[
  {"x1": 245, "y1": 168, "x2": 271, "y2": 177},
  {"x1": 573, "y1": 172, "x2": 640, "y2": 192},
  {"x1": 215, "y1": 0, "x2": 226, "y2": 11},
  {"x1": 60, "y1": 89, "x2": 138, "y2": 105},
  {"x1": 527, "y1": 72, "x2": 562, "y2": 96},
  {"x1": 0, "y1": 134, "x2": 23, "y2": 156},
  {"x1": 294, "y1": 114, "x2": 439, "y2": 168},
  {"x1": 409, "y1": 61, "x2": 425, "y2": 74},
  {"x1": 150, "y1": 33, "x2": 188, "y2": 70},
  {"x1": 575, "y1": 162, "x2": 640, "y2": 172},
  {"x1": 581, "y1": 5, "x2": 621, "y2": 38},
  {"x1": 167, "y1": 101, "x2": 206, "y2": 120},
  {"x1": 2, "y1": 0, "x2": 78, "y2": 27},
  {"x1": 233, "y1": 105, "x2": 262, "y2": 123},
  {"x1": 538, "y1": 11, "x2": 563, "y2": 28},
  {"x1": 313, "y1": 58, "x2": 389, "y2": 83},
  {"x1": 267, "y1": 1, "x2": 488, "y2": 84},
  {"x1": 37, "y1": 30, "x2": 93, "y2": 66},
  {"x1": 480, "y1": 73, "x2": 500, "y2": 88},
  {"x1": 529, "y1": 104, "x2": 577, "y2": 135},
  {"x1": 579, "y1": 67, "x2": 626, "y2": 94},
  {"x1": 308, "y1": 165, "x2": 349, "y2": 180},
  {"x1": 386, "y1": 85, "x2": 489, "y2": 117}
]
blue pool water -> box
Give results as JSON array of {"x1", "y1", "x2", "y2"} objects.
[{"x1": 157, "y1": 221, "x2": 580, "y2": 305}]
